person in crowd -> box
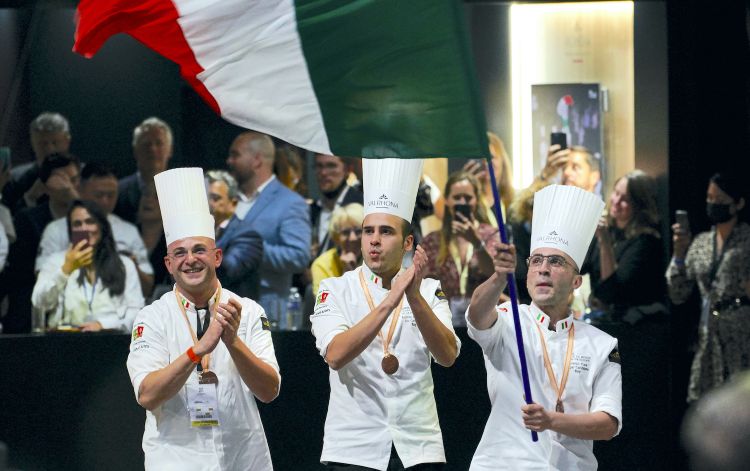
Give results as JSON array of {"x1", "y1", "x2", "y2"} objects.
[
  {"x1": 136, "y1": 183, "x2": 170, "y2": 301},
  {"x1": 31, "y1": 200, "x2": 144, "y2": 332},
  {"x1": 586, "y1": 170, "x2": 666, "y2": 322},
  {"x1": 311, "y1": 158, "x2": 459, "y2": 470},
  {"x1": 310, "y1": 154, "x2": 363, "y2": 259},
  {"x1": 205, "y1": 170, "x2": 239, "y2": 236},
  {"x1": 226, "y1": 131, "x2": 310, "y2": 323},
  {"x1": 509, "y1": 145, "x2": 601, "y2": 304},
  {"x1": 4, "y1": 152, "x2": 80, "y2": 333},
  {"x1": 461, "y1": 131, "x2": 515, "y2": 223},
  {"x1": 467, "y1": 185, "x2": 621, "y2": 470},
  {"x1": 2, "y1": 112, "x2": 72, "y2": 212},
  {"x1": 667, "y1": 173, "x2": 750, "y2": 402},
  {"x1": 274, "y1": 144, "x2": 308, "y2": 198},
  {"x1": 681, "y1": 371, "x2": 750, "y2": 471},
  {"x1": 127, "y1": 168, "x2": 279, "y2": 470},
  {"x1": 115, "y1": 117, "x2": 173, "y2": 223},
  {"x1": 420, "y1": 171, "x2": 498, "y2": 325},
  {"x1": 206, "y1": 170, "x2": 264, "y2": 301},
  {"x1": 310, "y1": 203, "x2": 364, "y2": 295},
  {"x1": 36, "y1": 162, "x2": 155, "y2": 297}
]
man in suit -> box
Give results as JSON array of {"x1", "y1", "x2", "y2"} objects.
[
  {"x1": 226, "y1": 131, "x2": 311, "y2": 324},
  {"x1": 114, "y1": 117, "x2": 173, "y2": 224},
  {"x1": 310, "y1": 154, "x2": 363, "y2": 259},
  {"x1": 206, "y1": 169, "x2": 264, "y2": 301}
]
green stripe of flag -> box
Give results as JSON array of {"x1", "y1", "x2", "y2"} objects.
[{"x1": 295, "y1": 0, "x2": 489, "y2": 159}]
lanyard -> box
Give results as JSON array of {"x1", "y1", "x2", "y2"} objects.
[
  {"x1": 448, "y1": 240, "x2": 473, "y2": 296},
  {"x1": 175, "y1": 284, "x2": 222, "y2": 372},
  {"x1": 82, "y1": 276, "x2": 98, "y2": 314},
  {"x1": 534, "y1": 322, "x2": 575, "y2": 413},
  {"x1": 358, "y1": 269, "x2": 404, "y2": 357}
]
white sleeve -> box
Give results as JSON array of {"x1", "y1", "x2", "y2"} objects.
[
  {"x1": 31, "y1": 254, "x2": 69, "y2": 317},
  {"x1": 310, "y1": 278, "x2": 349, "y2": 358},
  {"x1": 124, "y1": 225, "x2": 154, "y2": 275},
  {"x1": 241, "y1": 298, "x2": 281, "y2": 398},
  {"x1": 97, "y1": 257, "x2": 146, "y2": 332},
  {"x1": 466, "y1": 301, "x2": 511, "y2": 356},
  {"x1": 426, "y1": 280, "x2": 461, "y2": 358},
  {"x1": 0, "y1": 227, "x2": 7, "y2": 269},
  {"x1": 35, "y1": 220, "x2": 67, "y2": 273},
  {"x1": 590, "y1": 337, "x2": 623, "y2": 436},
  {"x1": 126, "y1": 306, "x2": 170, "y2": 402}
]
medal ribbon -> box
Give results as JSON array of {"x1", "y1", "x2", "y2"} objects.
[
  {"x1": 358, "y1": 269, "x2": 404, "y2": 358},
  {"x1": 448, "y1": 241, "x2": 473, "y2": 296},
  {"x1": 534, "y1": 322, "x2": 575, "y2": 412},
  {"x1": 175, "y1": 284, "x2": 222, "y2": 373}
]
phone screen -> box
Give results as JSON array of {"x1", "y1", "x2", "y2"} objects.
[
  {"x1": 70, "y1": 230, "x2": 90, "y2": 247},
  {"x1": 453, "y1": 204, "x2": 472, "y2": 220}
]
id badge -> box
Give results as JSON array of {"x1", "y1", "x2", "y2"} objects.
[{"x1": 187, "y1": 374, "x2": 220, "y2": 427}]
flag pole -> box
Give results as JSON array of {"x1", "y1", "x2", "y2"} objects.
[{"x1": 486, "y1": 159, "x2": 538, "y2": 443}]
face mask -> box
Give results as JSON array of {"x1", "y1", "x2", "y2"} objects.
[{"x1": 706, "y1": 202, "x2": 734, "y2": 224}]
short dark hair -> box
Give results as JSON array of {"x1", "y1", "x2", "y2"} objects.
[
  {"x1": 80, "y1": 162, "x2": 116, "y2": 182},
  {"x1": 39, "y1": 152, "x2": 80, "y2": 183},
  {"x1": 710, "y1": 173, "x2": 745, "y2": 203}
]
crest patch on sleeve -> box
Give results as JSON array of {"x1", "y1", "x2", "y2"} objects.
[
  {"x1": 435, "y1": 287, "x2": 447, "y2": 300},
  {"x1": 608, "y1": 348, "x2": 621, "y2": 364},
  {"x1": 260, "y1": 316, "x2": 271, "y2": 331}
]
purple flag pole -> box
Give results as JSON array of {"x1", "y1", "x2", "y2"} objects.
[{"x1": 486, "y1": 159, "x2": 538, "y2": 442}]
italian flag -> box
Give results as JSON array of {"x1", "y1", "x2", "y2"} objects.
[{"x1": 74, "y1": 0, "x2": 489, "y2": 159}]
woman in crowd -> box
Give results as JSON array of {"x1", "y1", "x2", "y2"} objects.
[
  {"x1": 311, "y1": 203, "x2": 364, "y2": 294},
  {"x1": 421, "y1": 171, "x2": 497, "y2": 324},
  {"x1": 32, "y1": 200, "x2": 144, "y2": 332},
  {"x1": 667, "y1": 173, "x2": 750, "y2": 401},
  {"x1": 588, "y1": 169, "x2": 667, "y2": 322},
  {"x1": 462, "y1": 131, "x2": 515, "y2": 222}
]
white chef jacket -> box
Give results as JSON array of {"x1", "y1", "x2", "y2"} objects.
[
  {"x1": 32, "y1": 251, "x2": 144, "y2": 331},
  {"x1": 127, "y1": 287, "x2": 280, "y2": 471},
  {"x1": 467, "y1": 302, "x2": 622, "y2": 471},
  {"x1": 35, "y1": 214, "x2": 154, "y2": 275},
  {"x1": 311, "y1": 264, "x2": 460, "y2": 470}
]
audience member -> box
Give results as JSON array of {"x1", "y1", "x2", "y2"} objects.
[
  {"x1": 588, "y1": 170, "x2": 667, "y2": 323},
  {"x1": 136, "y1": 183, "x2": 170, "y2": 300},
  {"x1": 206, "y1": 170, "x2": 264, "y2": 300},
  {"x1": 667, "y1": 173, "x2": 750, "y2": 402},
  {"x1": 274, "y1": 144, "x2": 308, "y2": 198},
  {"x1": 681, "y1": 371, "x2": 750, "y2": 471},
  {"x1": 509, "y1": 145, "x2": 601, "y2": 304},
  {"x1": 421, "y1": 171, "x2": 498, "y2": 325},
  {"x1": 310, "y1": 154, "x2": 363, "y2": 259},
  {"x1": 4, "y1": 152, "x2": 80, "y2": 333},
  {"x1": 2, "y1": 112, "x2": 72, "y2": 213},
  {"x1": 31, "y1": 200, "x2": 144, "y2": 332},
  {"x1": 226, "y1": 131, "x2": 311, "y2": 323},
  {"x1": 311, "y1": 203, "x2": 364, "y2": 294},
  {"x1": 36, "y1": 162, "x2": 155, "y2": 296},
  {"x1": 115, "y1": 117, "x2": 173, "y2": 223},
  {"x1": 462, "y1": 131, "x2": 515, "y2": 222}
]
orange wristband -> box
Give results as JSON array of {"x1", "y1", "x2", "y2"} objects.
[{"x1": 186, "y1": 346, "x2": 201, "y2": 364}]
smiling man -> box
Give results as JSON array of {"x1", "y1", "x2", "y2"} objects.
[
  {"x1": 127, "y1": 168, "x2": 279, "y2": 471},
  {"x1": 311, "y1": 158, "x2": 460, "y2": 471},
  {"x1": 467, "y1": 185, "x2": 622, "y2": 470}
]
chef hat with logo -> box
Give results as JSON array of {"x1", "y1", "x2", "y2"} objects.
[
  {"x1": 363, "y1": 158, "x2": 425, "y2": 222},
  {"x1": 154, "y1": 167, "x2": 215, "y2": 246},
  {"x1": 530, "y1": 184, "x2": 604, "y2": 269}
]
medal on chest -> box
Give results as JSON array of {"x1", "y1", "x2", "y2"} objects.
[
  {"x1": 535, "y1": 322, "x2": 575, "y2": 414},
  {"x1": 359, "y1": 269, "x2": 404, "y2": 375}
]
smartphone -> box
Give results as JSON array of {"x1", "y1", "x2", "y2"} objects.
[
  {"x1": 550, "y1": 132, "x2": 567, "y2": 150},
  {"x1": 454, "y1": 203, "x2": 472, "y2": 221},
  {"x1": 0, "y1": 147, "x2": 10, "y2": 172},
  {"x1": 70, "y1": 230, "x2": 90, "y2": 247},
  {"x1": 675, "y1": 210, "x2": 689, "y2": 231}
]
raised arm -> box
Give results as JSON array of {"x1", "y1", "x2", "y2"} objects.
[{"x1": 468, "y1": 243, "x2": 516, "y2": 330}]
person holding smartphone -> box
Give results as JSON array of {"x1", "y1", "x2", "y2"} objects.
[
  {"x1": 420, "y1": 171, "x2": 498, "y2": 325},
  {"x1": 31, "y1": 200, "x2": 144, "y2": 331}
]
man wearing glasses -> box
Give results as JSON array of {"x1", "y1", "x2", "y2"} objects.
[
  {"x1": 127, "y1": 168, "x2": 279, "y2": 470},
  {"x1": 466, "y1": 185, "x2": 622, "y2": 470}
]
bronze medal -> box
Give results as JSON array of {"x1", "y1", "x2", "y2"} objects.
[
  {"x1": 199, "y1": 370, "x2": 219, "y2": 385},
  {"x1": 381, "y1": 353, "x2": 399, "y2": 375},
  {"x1": 555, "y1": 399, "x2": 564, "y2": 413}
]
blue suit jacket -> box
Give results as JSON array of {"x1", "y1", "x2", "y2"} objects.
[
  {"x1": 237, "y1": 178, "x2": 311, "y2": 320},
  {"x1": 216, "y1": 217, "x2": 263, "y2": 300}
]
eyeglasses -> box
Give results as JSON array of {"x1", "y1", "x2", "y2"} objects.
[
  {"x1": 167, "y1": 247, "x2": 216, "y2": 261},
  {"x1": 338, "y1": 228, "x2": 362, "y2": 237},
  {"x1": 526, "y1": 254, "x2": 573, "y2": 270}
]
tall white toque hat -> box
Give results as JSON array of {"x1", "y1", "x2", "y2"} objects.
[
  {"x1": 363, "y1": 158, "x2": 425, "y2": 222},
  {"x1": 154, "y1": 167, "x2": 215, "y2": 246},
  {"x1": 531, "y1": 184, "x2": 605, "y2": 269}
]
